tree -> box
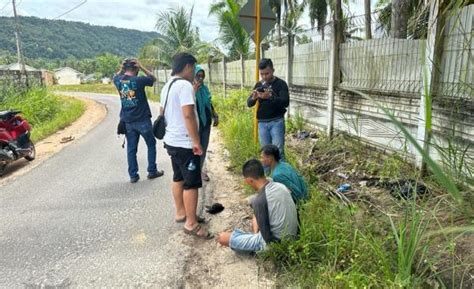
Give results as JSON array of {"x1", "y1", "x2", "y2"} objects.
[
  {"x1": 152, "y1": 6, "x2": 202, "y2": 66},
  {"x1": 269, "y1": 0, "x2": 283, "y2": 46},
  {"x1": 365, "y1": 0, "x2": 372, "y2": 39},
  {"x1": 391, "y1": 0, "x2": 410, "y2": 38},
  {"x1": 209, "y1": 0, "x2": 250, "y2": 89},
  {"x1": 305, "y1": 0, "x2": 328, "y2": 40},
  {"x1": 96, "y1": 53, "x2": 121, "y2": 78}
]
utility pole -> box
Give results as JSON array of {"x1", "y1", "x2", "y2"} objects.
[{"x1": 12, "y1": 0, "x2": 28, "y2": 87}]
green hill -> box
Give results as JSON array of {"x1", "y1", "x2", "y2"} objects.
[{"x1": 0, "y1": 16, "x2": 159, "y2": 60}]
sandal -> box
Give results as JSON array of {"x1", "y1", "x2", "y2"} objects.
[
  {"x1": 202, "y1": 172, "x2": 210, "y2": 182},
  {"x1": 175, "y1": 216, "x2": 206, "y2": 223},
  {"x1": 183, "y1": 224, "x2": 213, "y2": 240}
]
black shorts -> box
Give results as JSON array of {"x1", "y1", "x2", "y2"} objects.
[{"x1": 165, "y1": 144, "x2": 202, "y2": 190}]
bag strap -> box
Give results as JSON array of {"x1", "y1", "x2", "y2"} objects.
[{"x1": 162, "y1": 77, "x2": 185, "y2": 115}]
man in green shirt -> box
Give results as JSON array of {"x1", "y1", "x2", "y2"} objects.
[{"x1": 260, "y1": 144, "x2": 309, "y2": 203}]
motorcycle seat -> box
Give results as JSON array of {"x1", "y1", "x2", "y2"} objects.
[{"x1": 0, "y1": 110, "x2": 20, "y2": 120}]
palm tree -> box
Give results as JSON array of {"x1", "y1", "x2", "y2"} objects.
[
  {"x1": 390, "y1": 0, "x2": 410, "y2": 38},
  {"x1": 305, "y1": 0, "x2": 328, "y2": 40},
  {"x1": 149, "y1": 6, "x2": 201, "y2": 66},
  {"x1": 365, "y1": 0, "x2": 372, "y2": 39},
  {"x1": 269, "y1": 0, "x2": 283, "y2": 46},
  {"x1": 209, "y1": 0, "x2": 250, "y2": 89},
  {"x1": 376, "y1": 0, "x2": 430, "y2": 39}
]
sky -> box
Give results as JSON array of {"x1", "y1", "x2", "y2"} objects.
[{"x1": 0, "y1": 0, "x2": 366, "y2": 43}]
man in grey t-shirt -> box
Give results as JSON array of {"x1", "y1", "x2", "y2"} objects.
[{"x1": 217, "y1": 159, "x2": 298, "y2": 253}]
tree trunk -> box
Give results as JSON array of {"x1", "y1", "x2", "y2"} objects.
[
  {"x1": 365, "y1": 0, "x2": 372, "y2": 39},
  {"x1": 240, "y1": 53, "x2": 245, "y2": 90},
  {"x1": 391, "y1": 0, "x2": 409, "y2": 39}
]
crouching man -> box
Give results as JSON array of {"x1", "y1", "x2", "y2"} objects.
[{"x1": 217, "y1": 159, "x2": 298, "y2": 253}]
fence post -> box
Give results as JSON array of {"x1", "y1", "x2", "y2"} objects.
[
  {"x1": 222, "y1": 58, "x2": 227, "y2": 98},
  {"x1": 286, "y1": 34, "x2": 294, "y2": 117},
  {"x1": 326, "y1": 0, "x2": 343, "y2": 138},
  {"x1": 207, "y1": 59, "x2": 212, "y2": 87},
  {"x1": 416, "y1": 0, "x2": 444, "y2": 170}
]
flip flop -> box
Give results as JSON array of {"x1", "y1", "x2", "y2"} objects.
[
  {"x1": 175, "y1": 216, "x2": 206, "y2": 223},
  {"x1": 184, "y1": 224, "x2": 213, "y2": 240}
]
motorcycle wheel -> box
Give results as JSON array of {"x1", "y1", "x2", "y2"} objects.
[{"x1": 25, "y1": 142, "x2": 36, "y2": 161}]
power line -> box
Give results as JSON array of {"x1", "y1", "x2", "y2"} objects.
[
  {"x1": 0, "y1": 0, "x2": 10, "y2": 12},
  {"x1": 53, "y1": 0, "x2": 87, "y2": 20}
]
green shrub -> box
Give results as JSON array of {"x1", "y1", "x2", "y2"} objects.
[
  {"x1": 0, "y1": 87, "x2": 85, "y2": 142},
  {"x1": 213, "y1": 88, "x2": 259, "y2": 169}
]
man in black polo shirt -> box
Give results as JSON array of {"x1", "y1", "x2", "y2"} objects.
[{"x1": 247, "y1": 58, "x2": 289, "y2": 160}]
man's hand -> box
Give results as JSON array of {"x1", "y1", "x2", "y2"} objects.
[
  {"x1": 251, "y1": 90, "x2": 259, "y2": 100},
  {"x1": 192, "y1": 142, "x2": 203, "y2": 156},
  {"x1": 193, "y1": 81, "x2": 202, "y2": 92},
  {"x1": 257, "y1": 91, "x2": 272, "y2": 100}
]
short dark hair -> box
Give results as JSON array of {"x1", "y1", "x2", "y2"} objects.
[
  {"x1": 171, "y1": 53, "x2": 197, "y2": 76},
  {"x1": 242, "y1": 159, "x2": 265, "y2": 179},
  {"x1": 258, "y1": 58, "x2": 274, "y2": 70},
  {"x1": 260, "y1": 144, "x2": 281, "y2": 162}
]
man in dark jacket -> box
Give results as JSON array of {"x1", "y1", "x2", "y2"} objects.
[{"x1": 247, "y1": 58, "x2": 289, "y2": 160}]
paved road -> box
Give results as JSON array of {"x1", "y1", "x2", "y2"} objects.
[{"x1": 0, "y1": 93, "x2": 195, "y2": 287}]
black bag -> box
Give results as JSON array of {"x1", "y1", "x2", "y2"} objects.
[
  {"x1": 153, "y1": 78, "x2": 183, "y2": 139},
  {"x1": 117, "y1": 120, "x2": 127, "y2": 135}
]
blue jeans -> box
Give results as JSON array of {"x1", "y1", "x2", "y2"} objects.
[
  {"x1": 125, "y1": 120, "x2": 157, "y2": 179},
  {"x1": 258, "y1": 118, "x2": 285, "y2": 160}
]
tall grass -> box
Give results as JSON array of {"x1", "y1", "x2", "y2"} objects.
[
  {"x1": 213, "y1": 88, "x2": 259, "y2": 169},
  {"x1": 214, "y1": 87, "x2": 472, "y2": 288},
  {"x1": 0, "y1": 86, "x2": 85, "y2": 142}
]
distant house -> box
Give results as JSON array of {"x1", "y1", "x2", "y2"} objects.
[
  {"x1": 0, "y1": 62, "x2": 40, "y2": 72},
  {"x1": 83, "y1": 73, "x2": 97, "y2": 83},
  {"x1": 54, "y1": 67, "x2": 84, "y2": 85}
]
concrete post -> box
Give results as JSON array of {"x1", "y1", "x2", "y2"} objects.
[
  {"x1": 326, "y1": 0, "x2": 343, "y2": 137},
  {"x1": 222, "y1": 58, "x2": 227, "y2": 98}
]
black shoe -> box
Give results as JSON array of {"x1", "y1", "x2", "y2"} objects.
[
  {"x1": 147, "y1": 170, "x2": 164, "y2": 179},
  {"x1": 130, "y1": 176, "x2": 140, "y2": 183}
]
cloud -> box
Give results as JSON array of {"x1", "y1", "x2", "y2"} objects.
[{"x1": 10, "y1": 0, "x2": 219, "y2": 41}]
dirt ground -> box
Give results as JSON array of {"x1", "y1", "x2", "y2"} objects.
[
  {"x1": 182, "y1": 128, "x2": 275, "y2": 288},
  {"x1": 0, "y1": 97, "x2": 107, "y2": 186}
]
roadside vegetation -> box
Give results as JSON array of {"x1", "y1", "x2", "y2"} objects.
[
  {"x1": 0, "y1": 86, "x2": 85, "y2": 142},
  {"x1": 213, "y1": 88, "x2": 473, "y2": 288},
  {"x1": 49, "y1": 83, "x2": 160, "y2": 102}
]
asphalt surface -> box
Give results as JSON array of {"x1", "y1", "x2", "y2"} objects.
[{"x1": 0, "y1": 93, "x2": 195, "y2": 287}]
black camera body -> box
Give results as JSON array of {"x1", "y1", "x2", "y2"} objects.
[{"x1": 256, "y1": 82, "x2": 270, "y2": 93}]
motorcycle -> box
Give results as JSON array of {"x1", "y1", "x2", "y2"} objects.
[{"x1": 0, "y1": 110, "x2": 36, "y2": 176}]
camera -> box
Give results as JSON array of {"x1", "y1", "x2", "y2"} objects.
[{"x1": 256, "y1": 86, "x2": 265, "y2": 93}]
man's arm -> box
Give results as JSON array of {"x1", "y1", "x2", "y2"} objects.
[
  {"x1": 251, "y1": 193, "x2": 274, "y2": 243},
  {"x1": 247, "y1": 82, "x2": 260, "y2": 107},
  {"x1": 182, "y1": 105, "x2": 203, "y2": 156},
  {"x1": 137, "y1": 60, "x2": 157, "y2": 83},
  {"x1": 260, "y1": 82, "x2": 289, "y2": 108}
]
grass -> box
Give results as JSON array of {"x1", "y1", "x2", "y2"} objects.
[
  {"x1": 213, "y1": 87, "x2": 472, "y2": 288},
  {"x1": 0, "y1": 86, "x2": 85, "y2": 142},
  {"x1": 50, "y1": 83, "x2": 161, "y2": 102}
]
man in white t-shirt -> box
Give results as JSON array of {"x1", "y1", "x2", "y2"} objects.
[{"x1": 160, "y1": 53, "x2": 212, "y2": 240}]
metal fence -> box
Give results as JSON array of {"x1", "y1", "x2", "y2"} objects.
[{"x1": 340, "y1": 38, "x2": 425, "y2": 93}]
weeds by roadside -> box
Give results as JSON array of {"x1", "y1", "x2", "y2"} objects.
[
  {"x1": 50, "y1": 83, "x2": 160, "y2": 102},
  {"x1": 213, "y1": 88, "x2": 473, "y2": 288},
  {"x1": 0, "y1": 86, "x2": 85, "y2": 142}
]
